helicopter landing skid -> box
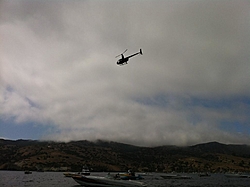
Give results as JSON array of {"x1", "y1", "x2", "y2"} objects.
[{"x1": 119, "y1": 62, "x2": 128, "y2": 66}]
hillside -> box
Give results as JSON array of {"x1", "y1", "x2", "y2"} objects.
[{"x1": 1, "y1": 139, "x2": 250, "y2": 172}]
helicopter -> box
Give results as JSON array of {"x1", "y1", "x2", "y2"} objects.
[{"x1": 116, "y1": 49, "x2": 143, "y2": 66}]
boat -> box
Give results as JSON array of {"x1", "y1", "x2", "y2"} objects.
[
  {"x1": 118, "y1": 170, "x2": 143, "y2": 180},
  {"x1": 63, "y1": 165, "x2": 90, "y2": 177},
  {"x1": 72, "y1": 174, "x2": 147, "y2": 187},
  {"x1": 63, "y1": 172, "x2": 80, "y2": 177},
  {"x1": 199, "y1": 172, "x2": 211, "y2": 177},
  {"x1": 225, "y1": 173, "x2": 249, "y2": 178},
  {"x1": 24, "y1": 170, "x2": 32, "y2": 174},
  {"x1": 161, "y1": 174, "x2": 191, "y2": 179},
  {"x1": 81, "y1": 165, "x2": 90, "y2": 175},
  {"x1": 137, "y1": 172, "x2": 153, "y2": 176}
]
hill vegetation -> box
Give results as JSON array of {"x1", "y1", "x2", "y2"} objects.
[{"x1": 1, "y1": 139, "x2": 250, "y2": 172}]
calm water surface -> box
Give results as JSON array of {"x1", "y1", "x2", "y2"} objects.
[{"x1": 0, "y1": 171, "x2": 250, "y2": 187}]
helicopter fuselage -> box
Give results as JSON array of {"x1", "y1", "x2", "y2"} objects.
[{"x1": 117, "y1": 57, "x2": 129, "y2": 65}]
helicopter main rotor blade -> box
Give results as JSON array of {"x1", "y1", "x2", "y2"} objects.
[
  {"x1": 122, "y1": 49, "x2": 128, "y2": 54},
  {"x1": 115, "y1": 49, "x2": 128, "y2": 58}
]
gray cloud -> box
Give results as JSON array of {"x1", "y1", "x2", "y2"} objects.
[{"x1": 1, "y1": 0, "x2": 250, "y2": 146}]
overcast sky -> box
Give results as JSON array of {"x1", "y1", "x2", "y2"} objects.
[{"x1": 1, "y1": 0, "x2": 250, "y2": 146}]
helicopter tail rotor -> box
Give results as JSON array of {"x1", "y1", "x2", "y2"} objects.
[{"x1": 139, "y1": 49, "x2": 143, "y2": 55}]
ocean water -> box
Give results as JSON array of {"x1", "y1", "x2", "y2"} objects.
[{"x1": 0, "y1": 171, "x2": 249, "y2": 187}]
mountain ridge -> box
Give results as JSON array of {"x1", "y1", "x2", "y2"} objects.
[{"x1": 1, "y1": 139, "x2": 250, "y2": 172}]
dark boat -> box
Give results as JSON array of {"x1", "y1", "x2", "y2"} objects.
[
  {"x1": 199, "y1": 172, "x2": 211, "y2": 177},
  {"x1": 24, "y1": 170, "x2": 32, "y2": 174}
]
